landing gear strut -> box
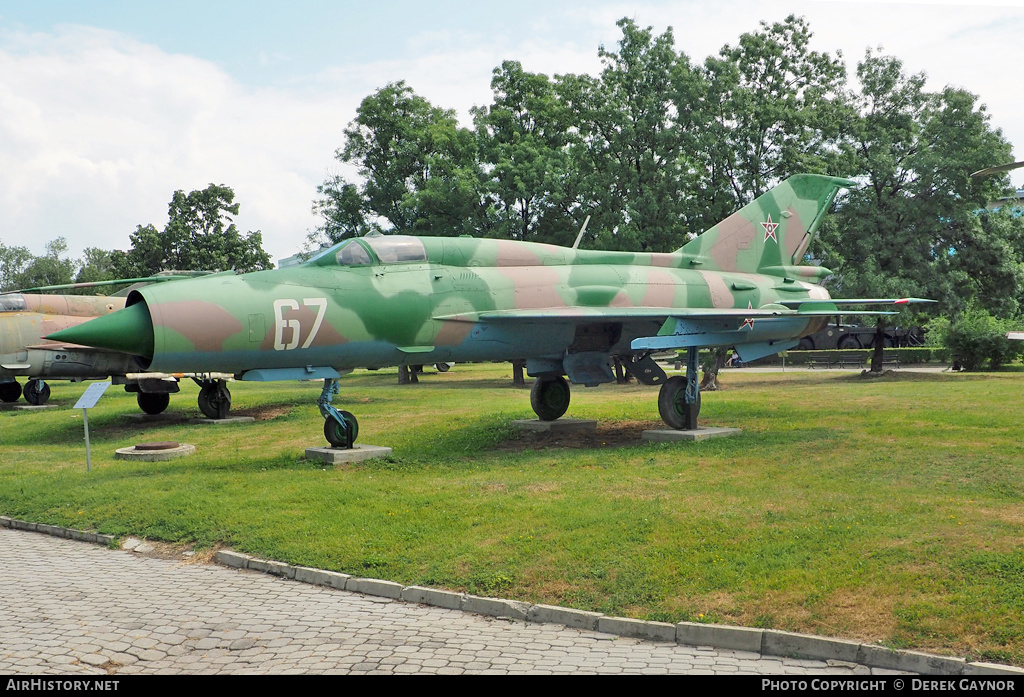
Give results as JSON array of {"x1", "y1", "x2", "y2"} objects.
[
  {"x1": 197, "y1": 379, "x2": 231, "y2": 419},
  {"x1": 0, "y1": 381, "x2": 21, "y2": 403},
  {"x1": 658, "y1": 347, "x2": 701, "y2": 430},
  {"x1": 530, "y1": 375, "x2": 571, "y2": 421},
  {"x1": 318, "y1": 378, "x2": 358, "y2": 448},
  {"x1": 23, "y1": 379, "x2": 50, "y2": 406}
]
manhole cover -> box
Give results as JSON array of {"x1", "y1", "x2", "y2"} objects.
[{"x1": 134, "y1": 441, "x2": 181, "y2": 451}]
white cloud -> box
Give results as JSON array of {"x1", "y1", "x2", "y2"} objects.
[
  {"x1": 2, "y1": 4, "x2": 1021, "y2": 270},
  {"x1": 0, "y1": 25, "x2": 348, "y2": 262}
]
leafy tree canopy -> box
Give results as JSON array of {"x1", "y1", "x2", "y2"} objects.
[
  {"x1": 114, "y1": 184, "x2": 273, "y2": 277},
  {"x1": 3, "y1": 237, "x2": 77, "y2": 291},
  {"x1": 818, "y1": 51, "x2": 1015, "y2": 320},
  {"x1": 310, "y1": 16, "x2": 1020, "y2": 337}
]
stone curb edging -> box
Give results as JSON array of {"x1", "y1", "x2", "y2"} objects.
[
  {"x1": 4, "y1": 516, "x2": 1021, "y2": 676},
  {"x1": 1, "y1": 515, "x2": 115, "y2": 547},
  {"x1": 210, "y1": 548, "x2": 1024, "y2": 676}
]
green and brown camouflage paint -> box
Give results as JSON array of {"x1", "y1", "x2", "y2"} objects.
[{"x1": 49, "y1": 174, "x2": 854, "y2": 383}]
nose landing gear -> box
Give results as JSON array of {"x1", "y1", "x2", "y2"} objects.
[{"x1": 318, "y1": 378, "x2": 358, "y2": 448}]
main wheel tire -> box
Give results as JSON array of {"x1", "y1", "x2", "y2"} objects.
[
  {"x1": 137, "y1": 392, "x2": 170, "y2": 415},
  {"x1": 198, "y1": 384, "x2": 231, "y2": 419},
  {"x1": 658, "y1": 376, "x2": 701, "y2": 430},
  {"x1": 23, "y1": 380, "x2": 50, "y2": 406},
  {"x1": 435, "y1": 362, "x2": 451, "y2": 372},
  {"x1": 323, "y1": 410, "x2": 359, "y2": 447},
  {"x1": 837, "y1": 334, "x2": 861, "y2": 350},
  {"x1": 0, "y1": 381, "x2": 21, "y2": 403},
  {"x1": 530, "y1": 376, "x2": 571, "y2": 421}
]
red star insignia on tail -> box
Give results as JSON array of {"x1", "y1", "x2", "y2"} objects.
[{"x1": 761, "y1": 214, "x2": 779, "y2": 243}]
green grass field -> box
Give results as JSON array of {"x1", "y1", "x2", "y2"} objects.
[{"x1": 3, "y1": 364, "x2": 1023, "y2": 665}]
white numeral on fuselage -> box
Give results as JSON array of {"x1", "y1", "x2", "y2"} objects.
[{"x1": 273, "y1": 298, "x2": 328, "y2": 351}]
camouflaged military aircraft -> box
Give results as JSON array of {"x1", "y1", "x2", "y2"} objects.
[
  {"x1": 1, "y1": 274, "x2": 219, "y2": 414},
  {"x1": 0, "y1": 292, "x2": 128, "y2": 406},
  {"x1": 49, "y1": 174, "x2": 929, "y2": 447}
]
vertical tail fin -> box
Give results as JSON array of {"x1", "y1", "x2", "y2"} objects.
[{"x1": 679, "y1": 174, "x2": 856, "y2": 275}]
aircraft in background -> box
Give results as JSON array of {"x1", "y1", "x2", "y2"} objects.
[
  {"x1": 1, "y1": 291, "x2": 128, "y2": 406},
  {"x1": 1, "y1": 272, "x2": 231, "y2": 416},
  {"x1": 970, "y1": 161, "x2": 1024, "y2": 178},
  {"x1": 51, "y1": 174, "x2": 931, "y2": 447}
]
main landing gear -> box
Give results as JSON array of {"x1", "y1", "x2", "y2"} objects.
[
  {"x1": 530, "y1": 375, "x2": 571, "y2": 421},
  {"x1": 0, "y1": 379, "x2": 53, "y2": 406},
  {"x1": 197, "y1": 379, "x2": 232, "y2": 420},
  {"x1": 657, "y1": 347, "x2": 701, "y2": 429},
  {"x1": 527, "y1": 348, "x2": 703, "y2": 430},
  {"x1": 23, "y1": 379, "x2": 50, "y2": 406},
  {"x1": 137, "y1": 392, "x2": 171, "y2": 415},
  {"x1": 1, "y1": 380, "x2": 22, "y2": 403},
  {"x1": 318, "y1": 378, "x2": 358, "y2": 448},
  {"x1": 657, "y1": 347, "x2": 701, "y2": 430}
]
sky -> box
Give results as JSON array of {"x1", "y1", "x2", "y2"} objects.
[{"x1": 1, "y1": 0, "x2": 1022, "y2": 266}]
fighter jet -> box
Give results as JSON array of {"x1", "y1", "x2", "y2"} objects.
[
  {"x1": 2, "y1": 273, "x2": 224, "y2": 415},
  {"x1": 50, "y1": 174, "x2": 930, "y2": 446},
  {"x1": 1, "y1": 292, "x2": 129, "y2": 406}
]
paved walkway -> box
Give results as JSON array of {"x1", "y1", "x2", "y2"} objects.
[{"x1": 1, "y1": 527, "x2": 887, "y2": 675}]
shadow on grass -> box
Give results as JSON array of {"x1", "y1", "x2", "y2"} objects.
[{"x1": 835, "y1": 371, "x2": 993, "y2": 383}]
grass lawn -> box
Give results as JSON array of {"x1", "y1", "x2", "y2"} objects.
[{"x1": 2, "y1": 363, "x2": 1023, "y2": 665}]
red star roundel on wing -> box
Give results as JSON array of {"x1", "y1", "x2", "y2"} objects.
[
  {"x1": 740, "y1": 302, "x2": 755, "y2": 331},
  {"x1": 761, "y1": 214, "x2": 779, "y2": 243}
]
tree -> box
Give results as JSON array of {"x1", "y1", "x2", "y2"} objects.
[
  {"x1": 819, "y1": 51, "x2": 1013, "y2": 313},
  {"x1": 116, "y1": 185, "x2": 273, "y2": 276},
  {"x1": 936, "y1": 205, "x2": 1024, "y2": 319},
  {"x1": 10, "y1": 238, "x2": 77, "y2": 290},
  {"x1": 0, "y1": 242, "x2": 33, "y2": 291},
  {"x1": 311, "y1": 178, "x2": 372, "y2": 246},
  {"x1": 74, "y1": 247, "x2": 119, "y2": 285},
  {"x1": 566, "y1": 19, "x2": 705, "y2": 252},
  {"x1": 472, "y1": 61, "x2": 580, "y2": 245},
  {"x1": 701, "y1": 16, "x2": 848, "y2": 204},
  {"x1": 311, "y1": 82, "x2": 485, "y2": 248},
  {"x1": 927, "y1": 307, "x2": 1022, "y2": 371}
]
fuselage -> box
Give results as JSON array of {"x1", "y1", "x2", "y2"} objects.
[
  {"x1": 0, "y1": 293, "x2": 131, "y2": 381},
  {"x1": 116, "y1": 235, "x2": 831, "y2": 377}
]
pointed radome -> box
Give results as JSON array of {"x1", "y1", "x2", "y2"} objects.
[{"x1": 46, "y1": 303, "x2": 154, "y2": 359}]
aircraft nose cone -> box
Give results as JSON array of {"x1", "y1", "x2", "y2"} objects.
[{"x1": 45, "y1": 302, "x2": 154, "y2": 359}]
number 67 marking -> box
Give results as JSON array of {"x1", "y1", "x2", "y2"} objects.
[{"x1": 273, "y1": 298, "x2": 328, "y2": 351}]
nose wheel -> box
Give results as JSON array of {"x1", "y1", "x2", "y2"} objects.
[
  {"x1": 323, "y1": 410, "x2": 359, "y2": 448},
  {"x1": 318, "y1": 378, "x2": 359, "y2": 448}
]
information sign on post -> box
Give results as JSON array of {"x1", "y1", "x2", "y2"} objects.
[{"x1": 74, "y1": 382, "x2": 111, "y2": 472}]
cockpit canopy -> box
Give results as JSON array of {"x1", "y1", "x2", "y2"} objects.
[
  {"x1": 335, "y1": 239, "x2": 372, "y2": 266},
  {"x1": 0, "y1": 293, "x2": 26, "y2": 312},
  {"x1": 312, "y1": 235, "x2": 429, "y2": 267}
]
